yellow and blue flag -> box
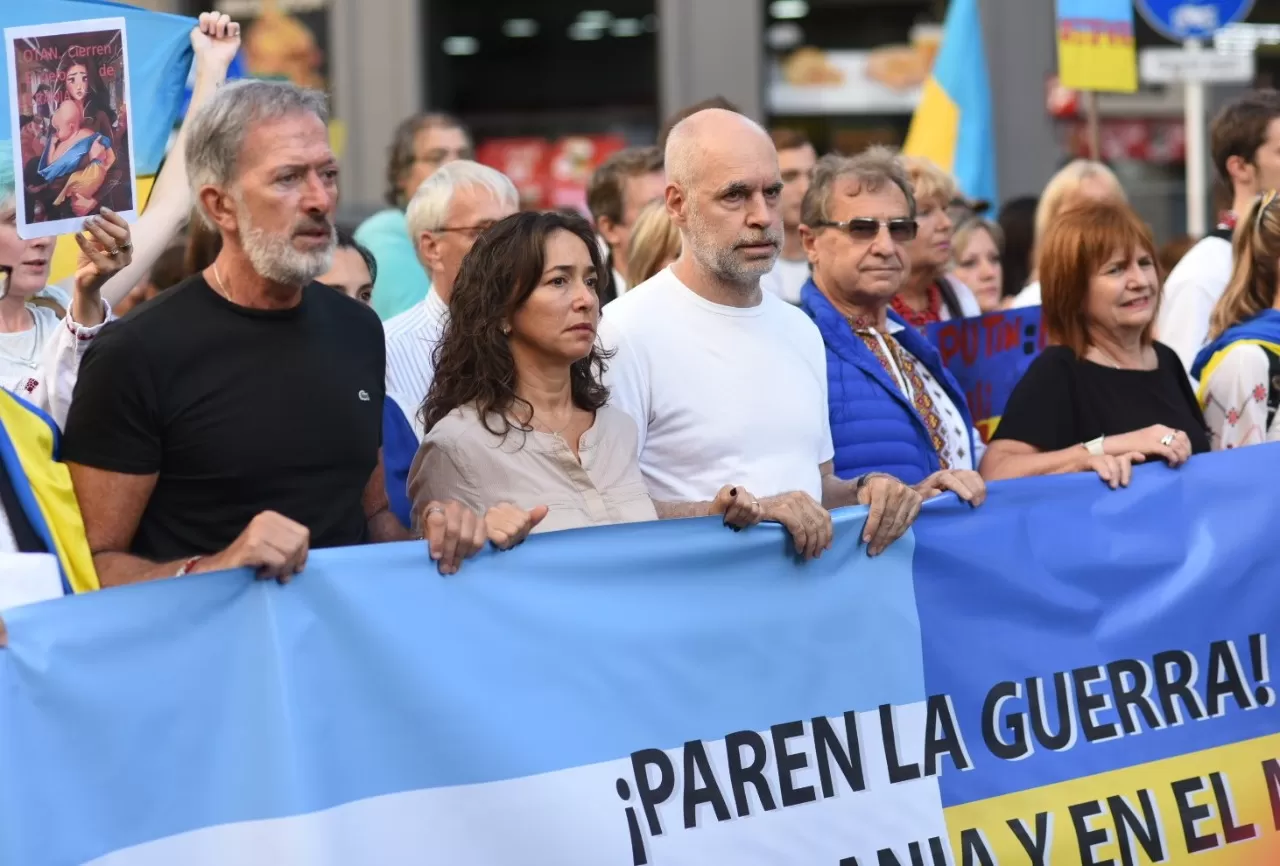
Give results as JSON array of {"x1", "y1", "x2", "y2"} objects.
[{"x1": 903, "y1": 0, "x2": 998, "y2": 206}]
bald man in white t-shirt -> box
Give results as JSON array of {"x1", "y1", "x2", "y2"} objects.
[{"x1": 599, "y1": 109, "x2": 922, "y2": 557}]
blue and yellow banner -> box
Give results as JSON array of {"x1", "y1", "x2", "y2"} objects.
[
  {"x1": 1, "y1": 446, "x2": 1279, "y2": 864},
  {"x1": 1056, "y1": 0, "x2": 1139, "y2": 93},
  {"x1": 926, "y1": 307, "x2": 1048, "y2": 442}
]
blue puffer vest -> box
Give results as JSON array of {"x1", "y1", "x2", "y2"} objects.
[{"x1": 800, "y1": 279, "x2": 976, "y2": 485}]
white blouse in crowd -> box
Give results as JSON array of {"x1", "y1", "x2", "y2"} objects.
[
  {"x1": 1200, "y1": 344, "x2": 1280, "y2": 450},
  {"x1": 870, "y1": 319, "x2": 984, "y2": 470},
  {"x1": 407, "y1": 403, "x2": 659, "y2": 534},
  {"x1": 1011, "y1": 280, "x2": 1041, "y2": 309},
  {"x1": 0, "y1": 284, "x2": 114, "y2": 429}
]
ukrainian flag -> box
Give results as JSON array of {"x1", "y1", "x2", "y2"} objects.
[{"x1": 903, "y1": 0, "x2": 998, "y2": 206}]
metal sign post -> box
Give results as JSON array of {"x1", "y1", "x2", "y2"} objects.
[{"x1": 1184, "y1": 41, "x2": 1209, "y2": 237}]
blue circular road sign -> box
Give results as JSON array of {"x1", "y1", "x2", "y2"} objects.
[{"x1": 1135, "y1": 0, "x2": 1257, "y2": 41}]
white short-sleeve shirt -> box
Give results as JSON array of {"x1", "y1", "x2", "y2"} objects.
[{"x1": 598, "y1": 267, "x2": 834, "y2": 503}]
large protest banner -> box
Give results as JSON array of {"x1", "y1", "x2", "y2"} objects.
[
  {"x1": 1, "y1": 446, "x2": 1279, "y2": 865},
  {"x1": 927, "y1": 306, "x2": 1047, "y2": 442}
]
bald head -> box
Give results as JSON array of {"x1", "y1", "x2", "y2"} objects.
[
  {"x1": 662, "y1": 109, "x2": 783, "y2": 295},
  {"x1": 665, "y1": 109, "x2": 775, "y2": 188}
]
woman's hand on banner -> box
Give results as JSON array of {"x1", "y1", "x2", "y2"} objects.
[
  {"x1": 856, "y1": 474, "x2": 922, "y2": 557},
  {"x1": 758, "y1": 491, "x2": 832, "y2": 560},
  {"x1": 422, "y1": 501, "x2": 487, "y2": 575},
  {"x1": 915, "y1": 469, "x2": 987, "y2": 506},
  {"x1": 1087, "y1": 452, "x2": 1145, "y2": 490},
  {"x1": 485, "y1": 503, "x2": 548, "y2": 551}
]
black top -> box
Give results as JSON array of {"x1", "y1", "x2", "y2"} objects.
[
  {"x1": 62, "y1": 275, "x2": 386, "y2": 561},
  {"x1": 992, "y1": 343, "x2": 1211, "y2": 454}
]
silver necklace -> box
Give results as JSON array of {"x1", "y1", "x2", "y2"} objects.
[
  {"x1": 1092, "y1": 344, "x2": 1141, "y2": 370},
  {"x1": 531, "y1": 412, "x2": 574, "y2": 441},
  {"x1": 211, "y1": 263, "x2": 230, "y2": 301}
]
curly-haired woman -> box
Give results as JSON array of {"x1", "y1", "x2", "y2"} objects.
[{"x1": 408, "y1": 210, "x2": 764, "y2": 535}]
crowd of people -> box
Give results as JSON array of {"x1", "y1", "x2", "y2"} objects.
[{"x1": 5, "y1": 10, "x2": 1280, "y2": 641}]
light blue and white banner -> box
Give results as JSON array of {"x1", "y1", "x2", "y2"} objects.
[{"x1": 2, "y1": 447, "x2": 1279, "y2": 865}]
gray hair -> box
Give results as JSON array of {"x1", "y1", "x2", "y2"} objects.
[
  {"x1": 186, "y1": 80, "x2": 330, "y2": 222},
  {"x1": 801, "y1": 146, "x2": 917, "y2": 229},
  {"x1": 404, "y1": 160, "x2": 519, "y2": 240}
]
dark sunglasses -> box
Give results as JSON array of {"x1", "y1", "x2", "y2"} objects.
[{"x1": 813, "y1": 217, "x2": 918, "y2": 242}]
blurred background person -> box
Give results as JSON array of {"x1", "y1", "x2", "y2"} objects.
[
  {"x1": 1158, "y1": 234, "x2": 1197, "y2": 277},
  {"x1": 356, "y1": 113, "x2": 472, "y2": 321},
  {"x1": 412, "y1": 210, "x2": 763, "y2": 534},
  {"x1": 894, "y1": 155, "x2": 980, "y2": 328},
  {"x1": 798, "y1": 148, "x2": 985, "y2": 501},
  {"x1": 624, "y1": 199, "x2": 680, "y2": 288},
  {"x1": 586, "y1": 146, "x2": 665, "y2": 302},
  {"x1": 950, "y1": 217, "x2": 1007, "y2": 313},
  {"x1": 997, "y1": 195, "x2": 1037, "y2": 304},
  {"x1": 317, "y1": 229, "x2": 377, "y2": 306},
  {"x1": 1193, "y1": 190, "x2": 1280, "y2": 450},
  {"x1": 760, "y1": 128, "x2": 816, "y2": 305},
  {"x1": 113, "y1": 242, "x2": 187, "y2": 316},
  {"x1": 382, "y1": 161, "x2": 519, "y2": 526},
  {"x1": 981, "y1": 202, "x2": 1207, "y2": 487},
  {"x1": 1160, "y1": 91, "x2": 1280, "y2": 375},
  {"x1": 1011, "y1": 160, "x2": 1126, "y2": 308}
]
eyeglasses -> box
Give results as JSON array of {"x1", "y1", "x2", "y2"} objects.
[
  {"x1": 434, "y1": 222, "x2": 497, "y2": 238},
  {"x1": 812, "y1": 217, "x2": 918, "y2": 242}
]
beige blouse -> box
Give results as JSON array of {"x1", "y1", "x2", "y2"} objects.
[{"x1": 407, "y1": 404, "x2": 659, "y2": 534}]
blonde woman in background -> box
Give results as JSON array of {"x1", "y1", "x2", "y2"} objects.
[
  {"x1": 951, "y1": 218, "x2": 1008, "y2": 313},
  {"x1": 623, "y1": 199, "x2": 681, "y2": 289},
  {"x1": 894, "y1": 156, "x2": 981, "y2": 328},
  {"x1": 1192, "y1": 190, "x2": 1280, "y2": 449},
  {"x1": 1012, "y1": 160, "x2": 1127, "y2": 308}
]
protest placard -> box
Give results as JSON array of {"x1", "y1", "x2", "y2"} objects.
[
  {"x1": 925, "y1": 307, "x2": 1048, "y2": 443},
  {"x1": 4, "y1": 17, "x2": 138, "y2": 240}
]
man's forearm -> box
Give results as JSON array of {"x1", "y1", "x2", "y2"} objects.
[
  {"x1": 821, "y1": 472, "x2": 861, "y2": 510},
  {"x1": 368, "y1": 509, "x2": 413, "y2": 542},
  {"x1": 653, "y1": 500, "x2": 715, "y2": 520}
]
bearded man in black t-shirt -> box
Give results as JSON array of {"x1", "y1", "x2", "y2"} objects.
[{"x1": 62, "y1": 81, "x2": 540, "y2": 587}]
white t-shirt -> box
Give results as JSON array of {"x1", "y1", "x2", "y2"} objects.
[
  {"x1": 760, "y1": 256, "x2": 810, "y2": 305},
  {"x1": 598, "y1": 267, "x2": 834, "y2": 503},
  {"x1": 1011, "y1": 280, "x2": 1041, "y2": 309},
  {"x1": 1156, "y1": 235, "x2": 1234, "y2": 376}
]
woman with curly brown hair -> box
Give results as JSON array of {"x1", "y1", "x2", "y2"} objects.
[{"x1": 408, "y1": 210, "x2": 763, "y2": 535}]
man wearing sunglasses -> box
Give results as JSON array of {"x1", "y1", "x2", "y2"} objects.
[
  {"x1": 599, "y1": 110, "x2": 923, "y2": 559},
  {"x1": 797, "y1": 147, "x2": 987, "y2": 505}
]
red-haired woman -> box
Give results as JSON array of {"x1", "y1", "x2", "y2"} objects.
[{"x1": 980, "y1": 201, "x2": 1208, "y2": 487}]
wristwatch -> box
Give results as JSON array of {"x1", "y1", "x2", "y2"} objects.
[{"x1": 1082, "y1": 436, "x2": 1106, "y2": 457}]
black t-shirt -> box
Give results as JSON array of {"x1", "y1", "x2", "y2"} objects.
[
  {"x1": 61, "y1": 275, "x2": 385, "y2": 561},
  {"x1": 992, "y1": 343, "x2": 1211, "y2": 454}
]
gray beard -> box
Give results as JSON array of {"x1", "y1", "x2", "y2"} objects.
[
  {"x1": 686, "y1": 207, "x2": 781, "y2": 289},
  {"x1": 238, "y1": 205, "x2": 335, "y2": 287}
]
